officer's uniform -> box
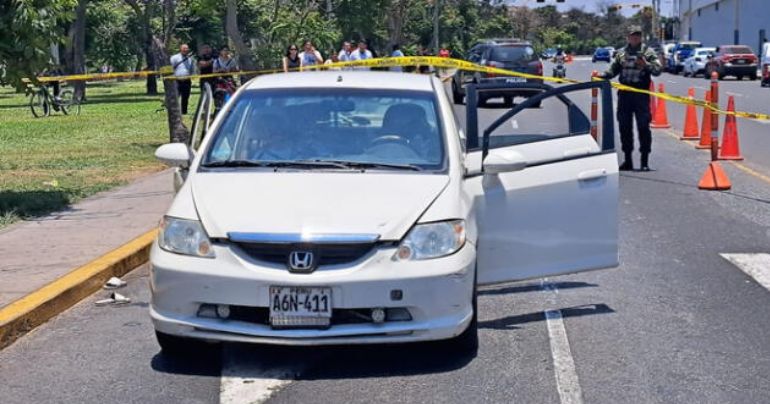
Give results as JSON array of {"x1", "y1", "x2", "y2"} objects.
[{"x1": 601, "y1": 27, "x2": 661, "y2": 170}]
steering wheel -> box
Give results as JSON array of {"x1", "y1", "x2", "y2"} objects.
[{"x1": 369, "y1": 134, "x2": 410, "y2": 147}]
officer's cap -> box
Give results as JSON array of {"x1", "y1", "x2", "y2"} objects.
[{"x1": 627, "y1": 25, "x2": 643, "y2": 36}]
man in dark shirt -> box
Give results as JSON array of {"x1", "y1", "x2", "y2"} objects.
[
  {"x1": 600, "y1": 26, "x2": 662, "y2": 171},
  {"x1": 198, "y1": 44, "x2": 215, "y2": 91}
]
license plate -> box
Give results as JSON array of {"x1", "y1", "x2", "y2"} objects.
[
  {"x1": 506, "y1": 77, "x2": 526, "y2": 83},
  {"x1": 269, "y1": 286, "x2": 332, "y2": 327},
  {"x1": 736, "y1": 59, "x2": 746, "y2": 64}
]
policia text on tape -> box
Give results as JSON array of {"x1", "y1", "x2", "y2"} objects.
[{"x1": 33, "y1": 56, "x2": 770, "y2": 122}]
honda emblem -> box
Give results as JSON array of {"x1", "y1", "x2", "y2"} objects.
[{"x1": 288, "y1": 251, "x2": 317, "y2": 273}]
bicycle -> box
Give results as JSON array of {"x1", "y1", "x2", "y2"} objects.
[{"x1": 23, "y1": 78, "x2": 81, "y2": 118}]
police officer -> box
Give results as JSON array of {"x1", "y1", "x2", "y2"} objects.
[{"x1": 600, "y1": 26, "x2": 661, "y2": 171}]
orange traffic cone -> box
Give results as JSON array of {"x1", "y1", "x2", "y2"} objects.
[
  {"x1": 696, "y1": 91, "x2": 713, "y2": 149},
  {"x1": 698, "y1": 162, "x2": 732, "y2": 190},
  {"x1": 681, "y1": 87, "x2": 700, "y2": 140},
  {"x1": 649, "y1": 81, "x2": 656, "y2": 117},
  {"x1": 650, "y1": 83, "x2": 671, "y2": 128},
  {"x1": 719, "y1": 96, "x2": 743, "y2": 160}
]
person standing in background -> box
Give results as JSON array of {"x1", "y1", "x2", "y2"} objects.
[
  {"x1": 198, "y1": 44, "x2": 215, "y2": 91},
  {"x1": 170, "y1": 43, "x2": 194, "y2": 114},
  {"x1": 390, "y1": 44, "x2": 404, "y2": 72},
  {"x1": 283, "y1": 44, "x2": 300, "y2": 73},
  {"x1": 299, "y1": 40, "x2": 323, "y2": 70}
]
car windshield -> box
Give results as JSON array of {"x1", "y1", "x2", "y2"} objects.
[
  {"x1": 723, "y1": 46, "x2": 753, "y2": 54},
  {"x1": 490, "y1": 45, "x2": 535, "y2": 62},
  {"x1": 202, "y1": 89, "x2": 445, "y2": 171},
  {"x1": 596, "y1": 49, "x2": 609, "y2": 55},
  {"x1": 696, "y1": 49, "x2": 713, "y2": 56}
]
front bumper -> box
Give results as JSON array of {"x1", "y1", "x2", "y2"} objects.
[{"x1": 150, "y1": 240, "x2": 476, "y2": 345}]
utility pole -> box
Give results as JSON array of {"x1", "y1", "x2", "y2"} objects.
[
  {"x1": 651, "y1": 0, "x2": 658, "y2": 42},
  {"x1": 433, "y1": 0, "x2": 441, "y2": 54}
]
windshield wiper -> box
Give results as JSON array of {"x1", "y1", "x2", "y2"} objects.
[
  {"x1": 201, "y1": 159, "x2": 352, "y2": 169},
  {"x1": 315, "y1": 160, "x2": 423, "y2": 171}
]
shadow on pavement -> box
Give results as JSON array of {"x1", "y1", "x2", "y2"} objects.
[
  {"x1": 150, "y1": 349, "x2": 223, "y2": 377},
  {"x1": 479, "y1": 303, "x2": 614, "y2": 330},
  {"x1": 0, "y1": 190, "x2": 71, "y2": 219},
  {"x1": 479, "y1": 281, "x2": 598, "y2": 296},
  {"x1": 622, "y1": 173, "x2": 770, "y2": 205}
]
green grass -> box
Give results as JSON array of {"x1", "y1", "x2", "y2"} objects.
[{"x1": 0, "y1": 80, "x2": 201, "y2": 227}]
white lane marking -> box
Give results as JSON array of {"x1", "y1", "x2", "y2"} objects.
[
  {"x1": 220, "y1": 346, "x2": 298, "y2": 404},
  {"x1": 542, "y1": 281, "x2": 584, "y2": 404},
  {"x1": 720, "y1": 253, "x2": 770, "y2": 291}
]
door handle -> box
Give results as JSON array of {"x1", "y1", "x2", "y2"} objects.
[
  {"x1": 563, "y1": 148, "x2": 592, "y2": 158},
  {"x1": 578, "y1": 169, "x2": 607, "y2": 181}
]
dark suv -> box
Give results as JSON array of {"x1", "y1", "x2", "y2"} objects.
[{"x1": 452, "y1": 39, "x2": 544, "y2": 106}]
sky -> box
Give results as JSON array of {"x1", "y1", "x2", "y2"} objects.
[{"x1": 506, "y1": 0, "x2": 676, "y2": 18}]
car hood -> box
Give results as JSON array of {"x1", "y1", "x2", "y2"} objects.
[{"x1": 191, "y1": 172, "x2": 449, "y2": 241}]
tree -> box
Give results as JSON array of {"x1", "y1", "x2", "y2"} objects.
[
  {"x1": 0, "y1": 0, "x2": 75, "y2": 90},
  {"x1": 225, "y1": 0, "x2": 256, "y2": 74},
  {"x1": 65, "y1": 0, "x2": 87, "y2": 100},
  {"x1": 123, "y1": 0, "x2": 162, "y2": 94}
]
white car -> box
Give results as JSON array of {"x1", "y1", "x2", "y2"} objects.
[
  {"x1": 683, "y1": 47, "x2": 716, "y2": 77},
  {"x1": 150, "y1": 71, "x2": 619, "y2": 354}
]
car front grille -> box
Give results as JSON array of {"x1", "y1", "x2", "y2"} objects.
[{"x1": 233, "y1": 242, "x2": 377, "y2": 267}]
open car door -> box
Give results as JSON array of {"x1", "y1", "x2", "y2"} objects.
[
  {"x1": 174, "y1": 83, "x2": 213, "y2": 191},
  {"x1": 463, "y1": 81, "x2": 619, "y2": 285}
]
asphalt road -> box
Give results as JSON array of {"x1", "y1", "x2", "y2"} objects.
[{"x1": 2, "y1": 63, "x2": 770, "y2": 404}]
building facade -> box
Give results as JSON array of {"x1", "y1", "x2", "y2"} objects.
[{"x1": 679, "y1": 0, "x2": 768, "y2": 53}]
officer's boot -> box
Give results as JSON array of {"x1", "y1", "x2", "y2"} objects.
[
  {"x1": 619, "y1": 152, "x2": 634, "y2": 171},
  {"x1": 640, "y1": 153, "x2": 650, "y2": 171}
]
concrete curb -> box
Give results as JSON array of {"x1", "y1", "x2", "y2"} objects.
[{"x1": 0, "y1": 229, "x2": 157, "y2": 350}]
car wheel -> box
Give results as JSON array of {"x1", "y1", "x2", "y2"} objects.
[
  {"x1": 737, "y1": 75, "x2": 744, "y2": 81},
  {"x1": 503, "y1": 96, "x2": 513, "y2": 108},
  {"x1": 156, "y1": 331, "x2": 220, "y2": 357},
  {"x1": 476, "y1": 94, "x2": 487, "y2": 108},
  {"x1": 749, "y1": 73, "x2": 757, "y2": 81},
  {"x1": 592, "y1": 58, "x2": 596, "y2": 63}
]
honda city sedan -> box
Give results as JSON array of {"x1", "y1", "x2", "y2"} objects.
[{"x1": 150, "y1": 71, "x2": 619, "y2": 355}]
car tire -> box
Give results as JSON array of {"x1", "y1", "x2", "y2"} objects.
[
  {"x1": 156, "y1": 331, "x2": 220, "y2": 357},
  {"x1": 737, "y1": 75, "x2": 744, "y2": 81},
  {"x1": 592, "y1": 58, "x2": 596, "y2": 63},
  {"x1": 749, "y1": 73, "x2": 757, "y2": 81}
]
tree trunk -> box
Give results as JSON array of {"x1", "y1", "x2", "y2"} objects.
[
  {"x1": 71, "y1": 0, "x2": 87, "y2": 101},
  {"x1": 386, "y1": 0, "x2": 408, "y2": 52},
  {"x1": 159, "y1": 0, "x2": 188, "y2": 144},
  {"x1": 226, "y1": 0, "x2": 256, "y2": 77}
]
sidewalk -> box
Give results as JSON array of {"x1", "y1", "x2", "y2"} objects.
[{"x1": 0, "y1": 170, "x2": 174, "y2": 308}]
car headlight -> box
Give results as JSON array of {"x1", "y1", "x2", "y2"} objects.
[
  {"x1": 159, "y1": 216, "x2": 215, "y2": 258},
  {"x1": 395, "y1": 220, "x2": 466, "y2": 261}
]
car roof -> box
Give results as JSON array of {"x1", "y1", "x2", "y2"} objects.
[{"x1": 243, "y1": 71, "x2": 436, "y2": 92}]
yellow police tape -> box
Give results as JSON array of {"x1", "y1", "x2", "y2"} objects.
[{"x1": 34, "y1": 56, "x2": 770, "y2": 121}]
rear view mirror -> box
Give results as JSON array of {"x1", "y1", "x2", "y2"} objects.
[
  {"x1": 483, "y1": 149, "x2": 527, "y2": 174},
  {"x1": 155, "y1": 143, "x2": 192, "y2": 167}
]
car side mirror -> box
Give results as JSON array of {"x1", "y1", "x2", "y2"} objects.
[
  {"x1": 155, "y1": 143, "x2": 192, "y2": 167},
  {"x1": 483, "y1": 149, "x2": 527, "y2": 174}
]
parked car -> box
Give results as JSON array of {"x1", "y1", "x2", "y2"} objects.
[
  {"x1": 705, "y1": 45, "x2": 759, "y2": 80},
  {"x1": 150, "y1": 70, "x2": 620, "y2": 355},
  {"x1": 592, "y1": 47, "x2": 612, "y2": 63},
  {"x1": 604, "y1": 46, "x2": 617, "y2": 58},
  {"x1": 541, "y1": 48, "x2": 557, "y2": 59},
  {"x1": 667, "y1": 41, "x2": 702, "y2": 74},
  {"x1": 761, "y1": 42, "x2": 770, "y2": 87},
  {"x1": 452, "y1": 39, "x2": 544, "y2": 106},
  {"x1": 682, "y1": 47, "x2": 716, "y2": 77}
]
